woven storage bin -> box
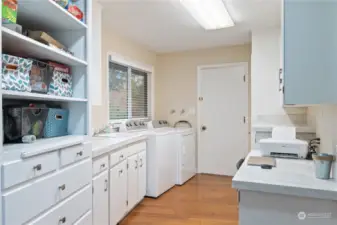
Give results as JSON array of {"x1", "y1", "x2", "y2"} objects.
[
  {"x1": 3, "y1": 105, "x2": 49, "y2": 143},
  {"x1": 44, "y1": 108, "x2": 69, "y2": 138},
  {"x1": 2, "y1": 54, "x2": 33, "y2": 92}
]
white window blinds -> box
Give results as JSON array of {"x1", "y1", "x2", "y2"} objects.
[{"x1": 109, "y1": 62, "x2": 150, "y2": 120}]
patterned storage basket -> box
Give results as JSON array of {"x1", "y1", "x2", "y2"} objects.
[
  {"x1": 2, "y1": 54, "x2": 33, "y2": 92},
  {"x1": 3, "y1": 105, "x2": 49, "y2": 143},
  {"x1": 43, "y1": 108, "x2": 69, "y2": 138},
  {"x1": 48, "y1": 62, "x2": 73, "y2": 97}
]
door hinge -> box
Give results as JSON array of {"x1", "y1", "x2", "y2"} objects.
[
  {"x1": 243, "y1": 116, "x2": 246, "y2": 124},
  {"x1": 127, "y1": 163, "x2": 129, "y2": 169},
  {"x1": 126, "y1": 200, "x2": 128, "y2": 206},
  {"x1": 92, "y1": 186, "x2": 94, "y2": 194},
  {"x1": 283, "y1": 86, "x2": 285, "y2": 93},
  {"x1": 243, "y1": 75, "x2": 246, "y2": 82}
]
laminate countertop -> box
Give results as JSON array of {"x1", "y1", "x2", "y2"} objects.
[
  {"x1": 91, "y1": 134, "x2": 147, "y2": 158},
  {"x1": 232, "y1": 150, "x2": 337, "y2": 200}
]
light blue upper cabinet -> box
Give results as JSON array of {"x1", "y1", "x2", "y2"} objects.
[{"x1": 283, "y1": 0, "x2": 337, "y2": 105}]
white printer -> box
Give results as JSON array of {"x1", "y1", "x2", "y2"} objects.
[{"x1": 259, "y1": 127, "x2": 308, "y2": 159}]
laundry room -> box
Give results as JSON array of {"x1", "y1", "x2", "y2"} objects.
[{"x1": 1, "y1": 0, "x2": 337, "y2": 225}]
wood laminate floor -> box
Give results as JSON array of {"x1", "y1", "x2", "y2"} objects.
[{"x1": 120, "y1": 174, "x2": 238, "y2": 225}]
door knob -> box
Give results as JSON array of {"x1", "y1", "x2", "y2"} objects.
[{"x1": 201, "y1": 126, "x2": 207, "y2": 131}]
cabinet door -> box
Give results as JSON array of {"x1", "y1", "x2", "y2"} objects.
[
  {"x1": 138, "y1": 151, "x2": 147, "y2": 202},
  {"x1": 127, "y1": 154, "x2": 139, "y2": 211},
  {"x1": 110, "y1": 160, "x2": 127, "y2": 225},
  {"x1": 284, "y1": 0, "x2": 337, "y2": 104},
  {"x1": 93, "y1": 171, "x2": 109, "y2": 225}
]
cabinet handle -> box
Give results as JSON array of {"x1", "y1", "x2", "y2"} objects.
[
  {"x1": 33, "y1": 164, "x2": 42, "y2": 171},
  {"x1": 140, "y1": 158, "x2": 143, "y2": 168},
  {"x1": 77, "y1": 151, "x2": 83, "y2": 156},
  {"x1": 59, "y1": 217, "x2": 66, "y2": 223},
  {"x1": 104, "y1": 179, "x2": 108, "y2": 192},
  {"x1": 100, "y1": 163, "x2": 106, "y2": 168},
  {"x1": 59, "y1": 184, "x2": 66, "y2": 191},
  {"x1": 279, "y1": 68, "x2": 283, "y2": 91}
]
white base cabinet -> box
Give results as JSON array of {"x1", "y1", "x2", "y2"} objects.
[
  {"x1": 93, "y1": 171, "x2": 109, "y2": 225},
  {"x1": 110, "y1": 160, "x2": 127, "y2": 225},
  {"x1": 92, "y1": 141, "x2": 147, "y2": 225}
]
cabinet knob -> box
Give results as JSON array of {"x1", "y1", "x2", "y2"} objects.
[
  {"x1": 119, "y1": 154, "x2": 124, "y2": 160},
  {"x1": 33, "y1": 164, "x2": 42, "y2": 171},
  {"x1": 100, "y1": 163, "x2": 105, "y2": 168},
  {"x1": 119, "y1": 169, "x2": 123, "y2": 176},
  {"x1": 59, "y1": 217, "x2": 66, "y2": 223},
  {"x1": 77, "y1": 151, "x2": 83, "y2": 156},
  {"x1": 59, "y1": 184, "x2": 66, "y2": 191}
]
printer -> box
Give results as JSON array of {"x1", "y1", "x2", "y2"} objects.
[{"x1": 259, "y1": 127, "x2": 308, "y2": 159}]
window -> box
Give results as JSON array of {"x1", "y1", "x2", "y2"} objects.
[{"x1": 109, "y1": 62, "x2": 150, "y2": 120}]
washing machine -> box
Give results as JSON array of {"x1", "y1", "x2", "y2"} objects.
[
  {"x1": 115, "y1": 120, "x2": 177, "y2": 198},
  {"x1": 148, "y1": 120, "x2": 196, "y2": 185}
]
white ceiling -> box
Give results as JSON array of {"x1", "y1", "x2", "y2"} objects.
[{"x1": 99, "y1": 0, "x2": 281, "y2": 53}]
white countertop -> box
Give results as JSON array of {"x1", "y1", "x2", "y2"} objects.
[
  {"x1": 91, "y1": 134, "x2": 147, "y2": 158},
  {"x1": 253, "y1": 124, "x2": 315, "y2": 133},
  {"x1": 232, "y1": 150, "x2": 337, "y2": 200}
]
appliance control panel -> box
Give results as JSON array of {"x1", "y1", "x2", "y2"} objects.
[
  {"x1": 119, "y1": 120, "x2": 147, "y2": 132},
  {"x1": 148, "y1": 120, "x2": 170, "y2": 129}
]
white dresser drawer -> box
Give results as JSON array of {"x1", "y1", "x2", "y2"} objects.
[
  {"x1": 93, "y1": 155, "x2": 108, "y2": 176},
  {"x1": 27, "y1": 185, "x2": 91, "y2": 225},
  {"x1": 110, "y1": 148, "x2": 127, "y2": 167},
  {"x1": 74, "y1": 210, "x2": 92, "y2": 225},
  {"x1": 127, "y1": 142, "x2": 146, "y2": 157},
  {"x1": 60, "y1": 143, "x2": 91, "y2": 167},
  {"x1": 3, "y1": 159, "x2": 91, "y2": 225},
  {"x1": 2, "y1": 151, "x2": 58, "y2": 189}
]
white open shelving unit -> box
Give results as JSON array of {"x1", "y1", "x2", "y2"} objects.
[{"x1": 0, "y1": 0, "x2": 92, "y2": 157}]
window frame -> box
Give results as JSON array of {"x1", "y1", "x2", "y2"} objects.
[{"x1": 107, "y1": 52, "x2": 153, "y2": 123}]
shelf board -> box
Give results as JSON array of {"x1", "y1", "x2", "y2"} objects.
[
  {"x1": 2, "y1": 90, "x2": 88, "y2": 102},
  {"x1": 18, "y1": 0, "x2": 87, "y2": 31},
  {"x1": 2, "y1": 27, "x2": 87, "y2": 66},
  {"x1": 3, "y1": 135, "x2": 86, "y2": 160}
]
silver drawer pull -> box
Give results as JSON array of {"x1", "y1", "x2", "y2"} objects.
[
  {"x1": 104, "y1": 179, "x2": 108, "y2": 192},
  {"x1": 100, "y1": 163, "x2": 106, "y2": 168},
  {"x1": 59, "y1": 184, "x2": 66, "y2": 191},
  {"x1": 33, "y1": 164, "x2": 42, "y2": 171},
  {"x1": 77, "y1": 151, "x2": 83, "y2": 156},
  {"x1": 59, "y1": 217, "x2": 66, "y2": 223}
]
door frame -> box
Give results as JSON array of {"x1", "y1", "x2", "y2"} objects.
[{"x1": 196, "y1": 62, "x2": 249, "y2": 173}]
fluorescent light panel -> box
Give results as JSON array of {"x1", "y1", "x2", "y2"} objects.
[{"x1": 180, "y1": 0, "x2": 234, "y2": 30}]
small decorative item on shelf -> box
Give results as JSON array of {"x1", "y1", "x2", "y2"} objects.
[
  {"x1": 29, "y1": 59, "x2": 54, "y2": 94},
  {"x1": 2, "y1": 0, "x2": 18, "y2": 24},
  {"x1": 28, "y1": 31, "x2": 66, "y2": 51},
  {"x1": 44, "y1": 108, "x2": 69, "y2": 138},
  {"x1": 3, "y1": 104, "x2": 49, "y2": 144},
  {"x1": 3, "y1": 23, "x2": 22, "y2": 33},
  {"x1": 48, "y1": 62, "x2": 73, "y2": 97},
  {"x1": 54, "y1": 0, "x2": 85, "y2": 22},
  {"x1": 2, "y1": 54, "x2": 33, "y2": 92}
]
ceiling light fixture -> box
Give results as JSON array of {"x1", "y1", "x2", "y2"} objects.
[{"x1": 180, "y1": 0, "x2": 234, "y2": 30}]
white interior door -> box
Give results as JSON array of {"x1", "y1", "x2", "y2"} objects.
[{"x1": 198, "y1": 64, "x2": 248, "y2": 176}]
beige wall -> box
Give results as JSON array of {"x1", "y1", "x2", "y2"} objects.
[
  {"x1": 92, "y1": 25, "x2": 157, "y2": 130},
  {"x1": 155, "y1": 44, "x2": 251, "y2": 128}
]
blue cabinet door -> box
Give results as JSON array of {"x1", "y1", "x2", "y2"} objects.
[{"x1": 284, "y1": 0, "x2": 337, "y2": 105}]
